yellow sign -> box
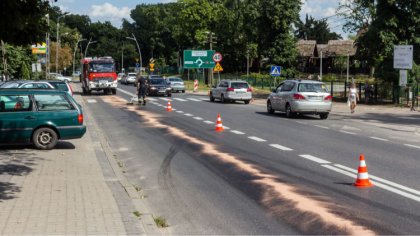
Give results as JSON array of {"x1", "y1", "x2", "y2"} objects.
[
  {"x1": 150, "y1": 63, "x2": 155, "y2": 69},
  {"x1": 213, "y1": 62, "x2": 223, "y2": 72},
  {"x1": 31, "y1": 43, "x2": 46, "y2": 54}
]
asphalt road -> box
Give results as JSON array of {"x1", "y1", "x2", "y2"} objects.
[{"x1": 76, "y1": 82, "x2": 420, "y2": 234}]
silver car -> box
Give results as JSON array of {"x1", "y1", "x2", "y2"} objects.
[
  {"x1": 167, "y1": 77, "x2": 185, "y2": 93},
  {"x1": 267, "y1": 79, "x2": 332, "y2": 119},
  {"x1": 210, "y1": 80, "x2": 252, "y2": 104}
]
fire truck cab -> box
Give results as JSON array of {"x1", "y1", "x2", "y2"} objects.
[{"x1": 81, "y1": 57, "x2": 118, "y2": 95}]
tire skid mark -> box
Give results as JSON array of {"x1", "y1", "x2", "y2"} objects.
[{"x1": 101, "y1": 96, "x2": 376, "y2": 235}]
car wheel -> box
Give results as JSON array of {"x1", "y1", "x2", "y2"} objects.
[
  {"x1": 267, "y1": 101, "x2": 275, "y2": 114},
  {"x1": 182, "y1": 90, "x2": 185, "y2": 93},
  {"x1": 320, "y1": 113, "x2": 329, "y2": 120},
  {"x1": 221, "y1": 94, "x2": 225, "y2": 103},
  {"x1": 32, "y1": 127, "x2": 58, "y2": 150},
  {"x1": 244, "y1": 100, "x2": 250, "y2": 104},
  {"x1": 82, "y1": 86, "x2": 87, "y2": 95},
  {"x1": 210, "y1": 93, "x2": 215, "y2": 102},
  {"x1": 112, "y1": 89, "x2": 117, "y2": 95},
  {"x1": 167, "y1": 92, "x2": 172, "y2": 97},
  {"x1": 285, "y1": 104, "x2": 294, "y2": 118}
]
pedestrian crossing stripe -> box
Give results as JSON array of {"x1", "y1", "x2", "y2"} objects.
[
  {"x1": 214, "y1": 62, "x2": 223, "y2": 72},
  {"x1": 270, "y1": 66, "x2": 281, "y2": 76}
]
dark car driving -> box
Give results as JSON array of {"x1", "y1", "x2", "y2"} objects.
[{"x1": 147, "y1": 78, "x2": 172, "y2": 97}]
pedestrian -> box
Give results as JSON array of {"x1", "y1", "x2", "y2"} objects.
[
  {"x1": 348, "y1": 82, "x2": 359, "y2": 113},
  {"x1": 136, "y1": 74, "x2": 149, "y2": 106}
]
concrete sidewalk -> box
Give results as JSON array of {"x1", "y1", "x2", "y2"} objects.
[{"x1": 0, "y1": 95, "x2": 151, "y2": 235}]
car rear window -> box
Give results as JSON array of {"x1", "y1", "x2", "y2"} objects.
[
  {"x1": 49, "y1": 82, "x2": 69, "y2": 92},
  {"x1": 34, "y1": 94, "x2": 74, "y2": 111},
  {"x1": 298, "y1": 83, "x2": 328, "y2": 93},
  {"x1": 230, "y1": 83, "x2": 249, "y2": 89},
  {"x1": 150, "y1": 79, "x2": 166, "y2": 85}
]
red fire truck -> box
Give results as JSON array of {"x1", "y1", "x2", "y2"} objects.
[{"x1": 81, "y1": 57, "x2": 118, "y2": 95}]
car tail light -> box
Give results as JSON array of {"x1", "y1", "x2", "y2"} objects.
[
  {"x1": 293, "y1": 93, "x2": 306, "y2": 100},
  {"x1": 247, "y1": 87, "x2": 253, "y2": 92},
  {"x1": 69, "y1": 84, "x2": 74, "y2": 96},
  {"x1": 324, "y1": 95, "x2": 332, "y2": 101},
  {"x1": 78, "y1": 114, "x2": 84, "y2": 124},
  {"x1": 227, "y1": 87, "x2": 234, "y2": 92}
]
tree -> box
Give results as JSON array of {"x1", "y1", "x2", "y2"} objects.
[
  {"x1": 336, "y1": 0, "x2": 376, "y2": 34},
  {"x1": 295, "y1": 14, "x2": 342, "y2": 44},
  {"x1": 0, "y1": 0, "x2": 50, "y2": 45},
  {"x1": 0, "y1": 43, "x2": 32, "y2": 79}
]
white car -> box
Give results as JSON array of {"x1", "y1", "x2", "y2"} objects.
[
  {"x1": 210, "y1": 80, "x2": 253, "y2": 104},
  {"x1": 49, "y1": 73, "x2": 71, "y2": 83}
]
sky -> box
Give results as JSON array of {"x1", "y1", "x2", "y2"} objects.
[{"x1": 56, "y1": 0, "x2": 348, "y2": 38}]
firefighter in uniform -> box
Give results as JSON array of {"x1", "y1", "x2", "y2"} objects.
[{"x1": 136, "y1": 74, "x2": 149, "y2": 105}]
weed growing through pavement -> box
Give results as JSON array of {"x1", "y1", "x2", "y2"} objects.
[
  {"x1": 118, "y1": 161, "x2": 123, "y2": 168},
  {"x1": 133, "y1": 211, "x2": 142, "y2": 218},
  {"x1": 153, "y1": 216, "x2": 169, "y2": 228}
]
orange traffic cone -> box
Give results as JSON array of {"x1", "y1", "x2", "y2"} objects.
[
  {"x1": 215, "y1": 113, "x2": 224, "y2": 132},
  {"x1": 354, "y1": 154, "x2": 373, "y2": 188},
  {"x1": 166, "y1": 101, "x2": 172, "y2": 112}
]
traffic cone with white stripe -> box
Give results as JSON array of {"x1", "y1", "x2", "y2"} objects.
[
  {"x1": 354, "y1": 154, "x2": 373, "y2": 188},
  {"x1": 166, "y1": 100, "x2": 173, "y2": 112},
  {"x1": 215, "y1": 113, "x2": 224, "y2": 132}
]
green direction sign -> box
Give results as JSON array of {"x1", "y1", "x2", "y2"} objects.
[{"x1": 184, "y1": 50, "x2": 215, "y2": 68}]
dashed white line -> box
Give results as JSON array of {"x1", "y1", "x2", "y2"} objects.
[
  {"x1": 248, "y1": 136, "x2": 266, "y2": 142},
  {"x1": 222, "y1": 126, "x2": 230, "y2": 130},
  {"x1": 299, "y1": 154, "x2": 330, "y2": 164},
  {"x1": 269, "y1": 144, "x2": 293, "y2": 151},
  {"x1": 296, "y1": 121, "x2": 307, "y2": 125},
  {"x1": 87, "y1": 99, "x2": 97, "y2": 103},
  {"x1": 159, "y1": 98, "x2": 170, "y2": 101},
  {"x1": 193, "y1": 117, "x2": 203, "y2": 120},
  {"x1": 231, "y1": 130, "x2": 245, "y2": 135},
  {"x1": 340, "y1": 130, "x2": 357, "y2": 135},
  {"x1": 176, "y1": 111, "x2": 184, "y2": 113},
  {"x1": 204, "y1": 120, "x2": 214, "y2": 124},
  {"x1": 184, "y1": 113, "x2": 193, "y2": 116},
  {"x1": 147, "y1": 97, "x2": 158, "y2": 101},
  {"x1": 404, "y1": 144, "x2": 420, "y2": 149},
  {"x1": 187, "y1": 98, "x2": 201, "y2": 101},
  {"x1": 370, "y1": 136, "x2": 389, "y2": 141},
  {"x1": 173, "y1": 98, "x2": 188, "y2": 101},
  {"x1": 334, "y1": 164, "x2": 420, "y2": 196},
  {"x1": 314, "y1": 125, "x2": 329, "y2": 129}
]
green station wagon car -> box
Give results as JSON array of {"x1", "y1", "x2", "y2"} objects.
[{"x1": 0, "y1": 89, "x2": 86, "y2": 149}]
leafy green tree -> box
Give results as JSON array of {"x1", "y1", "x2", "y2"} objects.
[
  {"x1": 0, "y1": 0, "x2": 50, "y2": 45},
  {"x1": 21, "y1": 62, "x2": 30, "y2": 80},
  {"x1": 0, "y1": 44, "x2": 32, "y2": 79},
  {"x1": 295, "y1": 14, "x2": 342, "y2": 44}
]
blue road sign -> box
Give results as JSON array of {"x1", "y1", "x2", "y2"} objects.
[
  {"x1": 135, "y1": 63, "x2": 140, "y2": 68},
  {"x1": 270, "y1": 66, "x2": 281, "y2": 76}
]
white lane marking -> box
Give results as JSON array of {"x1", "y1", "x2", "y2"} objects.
[
  {"x1": 87, "y1": 99, "x2": 97, "y2": 103},
  {"x1": 184, "y1": 113, "x2": 193, "y2": 116},
  {"x1": 296, "y1": 121, "x2": 307, "y2": 125},
  {"x1": 314, "y1": 125, "x2": 329, "y2": 129},
  {"x1": 334, "y1": 164, "x2": 420, "y2": 196},
  {"x1": 160, "y1": 98, "x2": 171, "y2": 101},
  {"x1": 117, "y1": 88, "x2": 136, "y2": 97},
  {"x1": 223, "y1": 126, "x2": 230, "y2": 130},
  {"x1": 173, "y1": 98, "x2": 188, "y2": 101},
  {"x1": 404, "y1": 144, "x2": 420, "y2": 149},
  {"x1": 340, "y1": 130, "x2": 357, "y2": 135},
  {"x1": 199, "y1": 98, "x2": 208, "y2": 101},
  {"x1": 147, "y1": 97, "x2": 158, "y2": 101},
  {"x1": 176, "y1": 111, "x2": 184, "y2": 113},
  {"x1": 299, "y1": 154, "x2": 330, "y2": 164},
  {"x1": 370, "y1": 136, "x2": 389, "y2": 142},
  {"x1": 270, "y1": 144, "x2": 293, "y2": 151},
  {"x1": 204, "y1": 120, "x2": 214, "y2": 124},
  {"x1": 193, "y1": 117, "x2": 203, "y2": 120},
  {"x1": 172, "y1": 108, "x2": 177, "y2": 111},
  {"x1": 231, "y1": 130, "x2": 245, "y2": 135},
  {"x1": 324, "y1": 165, "x2": 420, "y2": 202},
  {"x1": 248, "y1": 136, "x2": 266, "y2": 142},
  {"x1": 187, "y1": 98, "x2": 201, "y2": 101}
]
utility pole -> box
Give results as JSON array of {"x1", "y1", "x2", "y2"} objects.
[
  {"x1": 126, "y1": 33, "x2": 142, "y2": 76},
  {"x1": 46, "y1": 13, "x2": 50, "y2": 79},
  {"x1": 207, "y1": 31, "x2": 216, "y2": 86},
  {"x1": 246, "y1": 48, "x2": 250, "y2": 77},
  {"x1": 320, "y1": 49, "x2": 323, "y2": 81},
  {"x1": 346, "y1": 51, "x2": 349, "y2": 84},
  {"x1": 121, "y1": 43, "x2": 124, "y2": 73}
]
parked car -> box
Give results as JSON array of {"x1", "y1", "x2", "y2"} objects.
[
  {"x1": 49, "y1": 73, "x2": 70, "y2": 83},
  {"x1": 209, "y1": 80, "x2": 252, "y2": 104},
  {"x1": 0, "y1": 89, "x2": 86, "y2": 149},
  {"x1": 167, "y1": 77, "x2": 185, "y2": 93},
  {"x1": 266, "y1": 79, "x2": 332, "y2": 119},
  {"x1": 0, "y1": 80, "x2": 73, "y2": 96},
  {"x1": 147, "y1": 78, "x2": 172, "y2": 97},
  {"x1": 117, "y1": 73, "x2": 125, "y2": 81},
  {"x1": 72, "y1": 71, "x2": 81, "y2": 77}
]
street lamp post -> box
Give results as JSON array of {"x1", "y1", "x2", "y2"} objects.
[
  {"x1": 126, "y1": 33, "x2": 142, "y2": 76},
  {"x1": 84, "y1": 38, "x2": 97, "y2": 58},
  {"x1": 73, "y1": 38, "x2": 86, "y2": 76},
  {"x1": 56, "y1": 13, "x2": 68, "y2": 73}
]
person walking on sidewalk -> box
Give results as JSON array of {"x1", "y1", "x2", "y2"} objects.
[
  {"x1": 348, "y1": 82, "x2": 359, "y2": 113},
  {"x1": 136, "y1": 75, "x2": 149, "y2": 105}
]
